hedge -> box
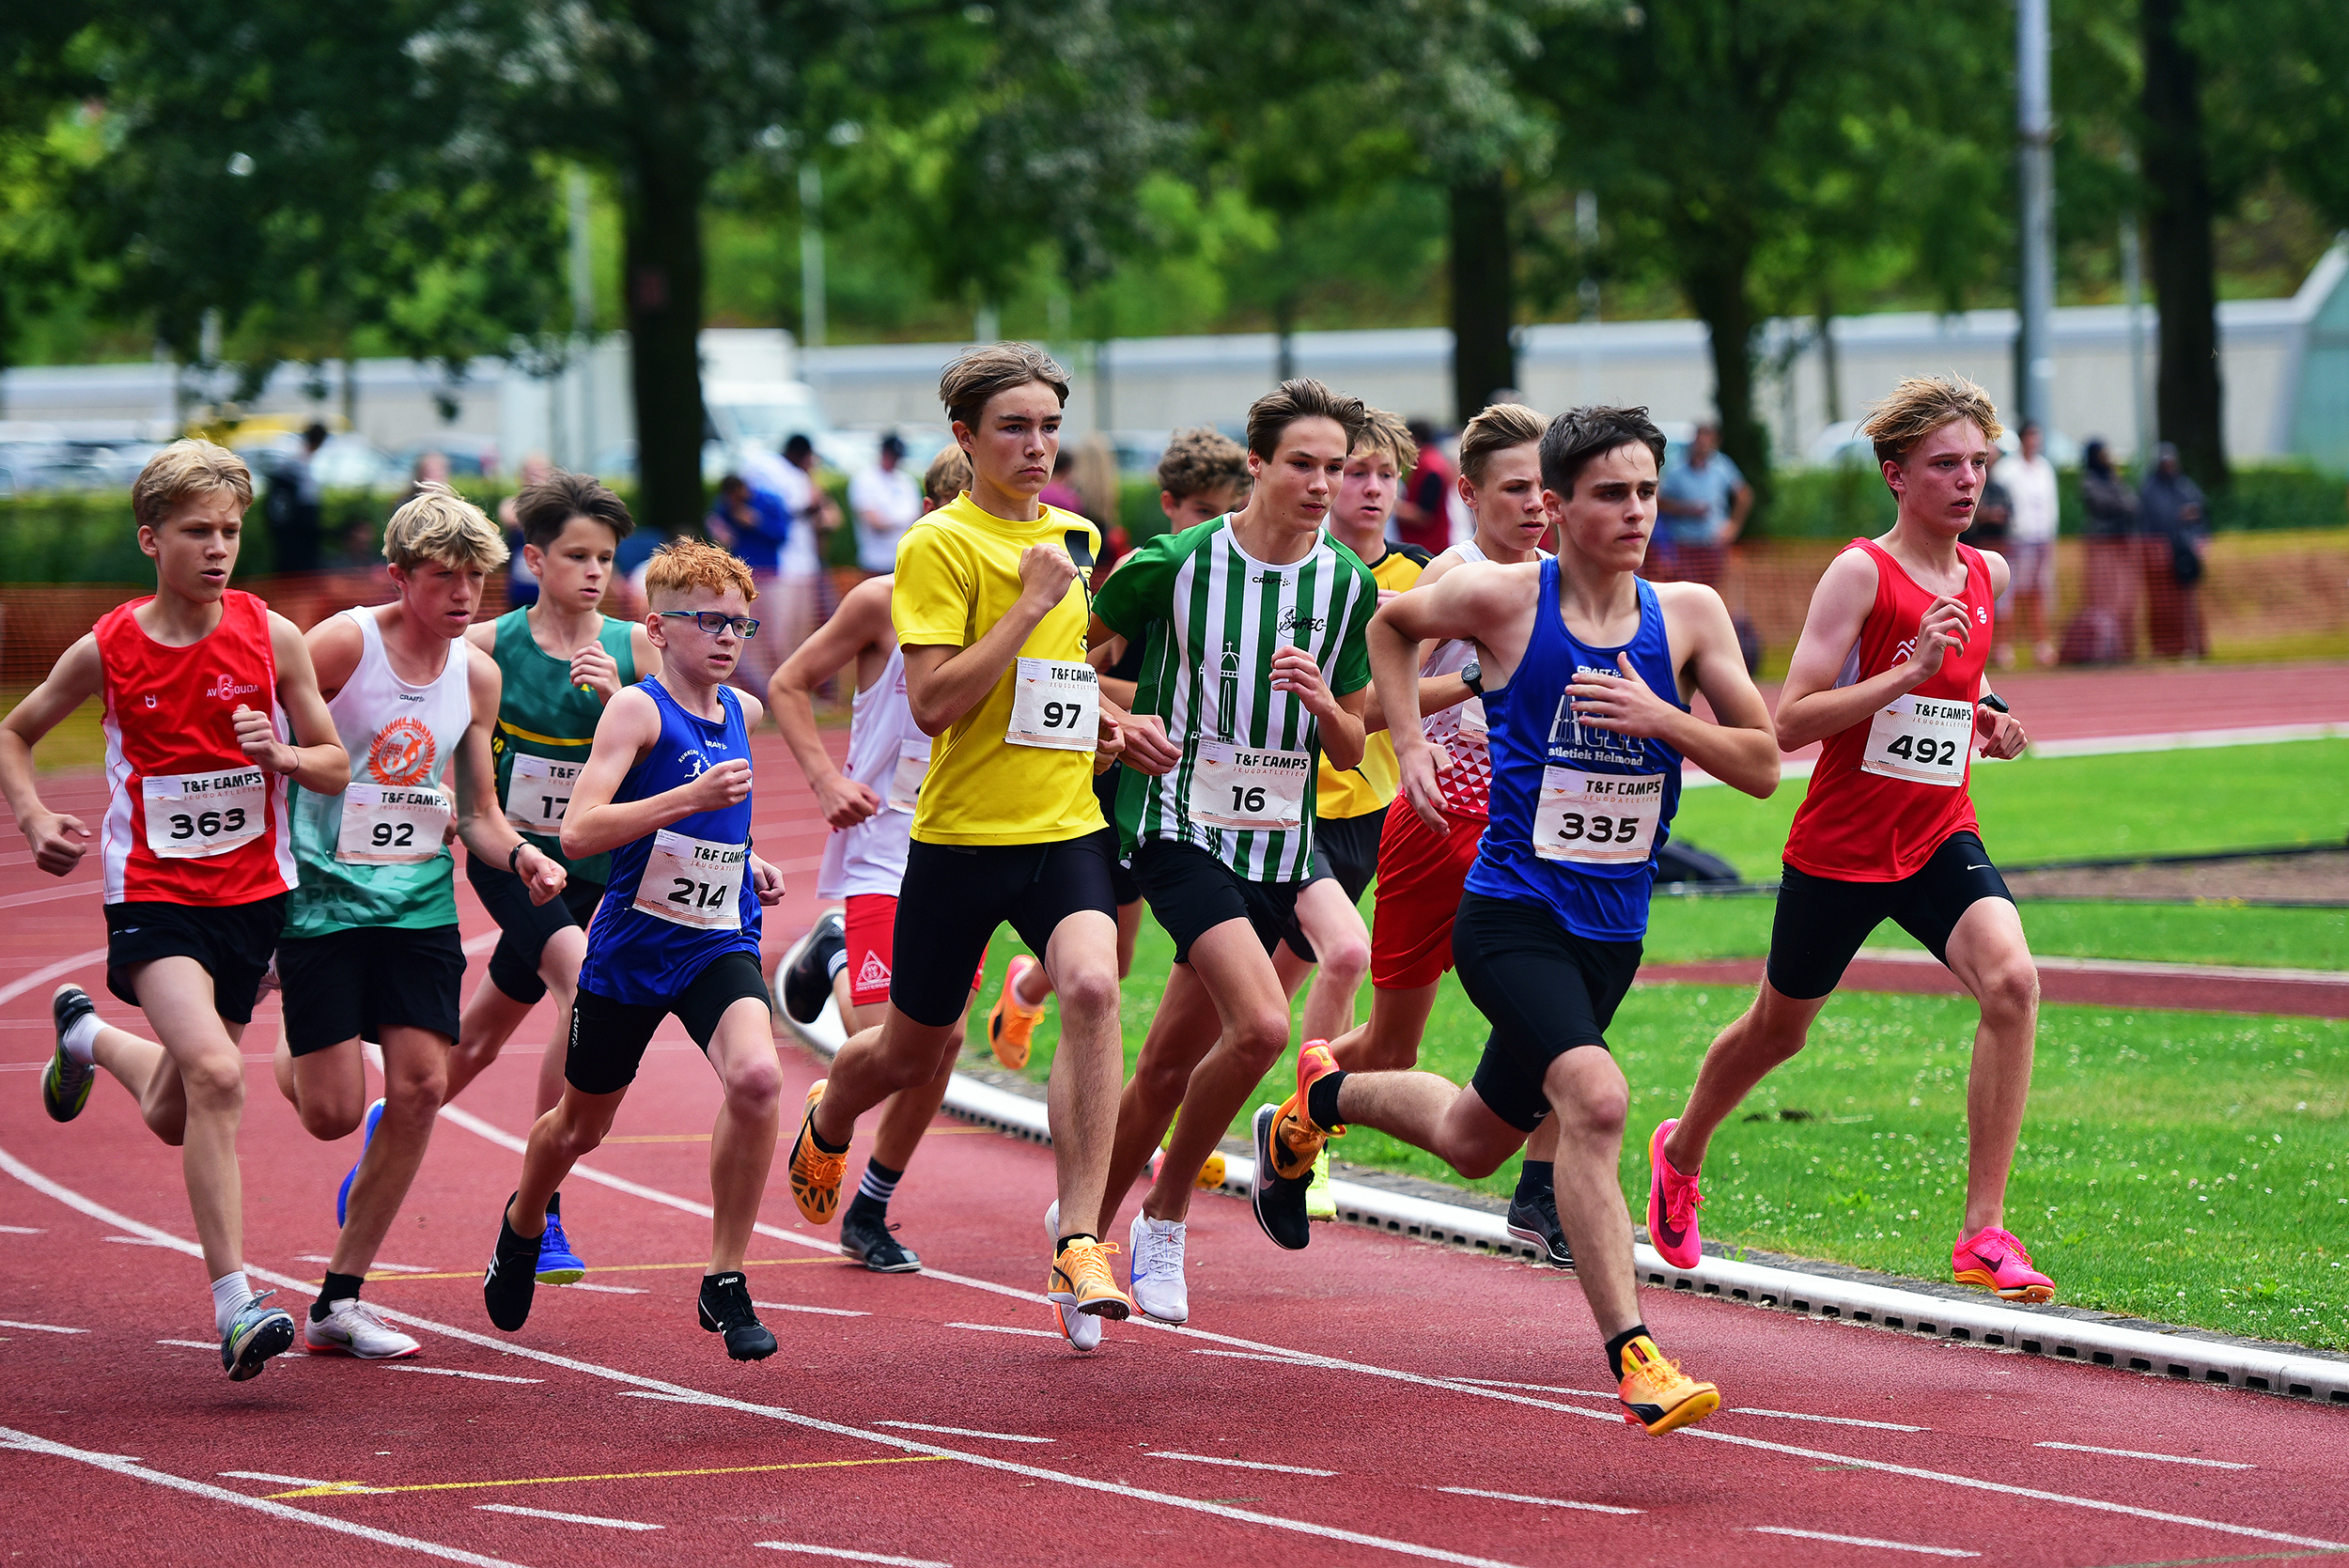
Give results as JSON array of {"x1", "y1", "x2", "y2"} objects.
[{"x1": 1758, "y1": 461, "x2": 2348, "y2": 540}]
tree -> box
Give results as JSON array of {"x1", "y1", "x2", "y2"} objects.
[{"x1": 2139, "y1": 0, "x2": 2226, "y2": 486}]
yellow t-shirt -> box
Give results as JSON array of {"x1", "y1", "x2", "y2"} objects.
[
  {"x1": 1315, "y1": 544, "x2": 1426, "y2": 819},
  {"x1": 892, "y1": 491, "x2": 1105, "y2": 846}
]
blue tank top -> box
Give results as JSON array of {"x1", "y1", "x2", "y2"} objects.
[
  {"x1": 579, "y1": 677, "x2": 762, "y2": 1005},
  {"x1": 1464, "y1": 564, "x2": 1686, "y2": 942}
]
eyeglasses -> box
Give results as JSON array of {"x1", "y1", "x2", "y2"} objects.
[{"x1": 657, "y1": 610, "x2": 762, "y2": 638}]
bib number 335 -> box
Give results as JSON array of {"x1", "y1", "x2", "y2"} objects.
[
  {"x1": 1533, "y1": 768, "x2": 1663, "y2": 864},
  {"x1": 1861, "y1": 694, "x2": 1972, "y2": 786},
  {"x1": 633, "y1": 830, "x2": 747, "y2": 930}
]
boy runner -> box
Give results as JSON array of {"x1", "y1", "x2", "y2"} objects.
[
  {"x1": 1085, "y1": 378, "x2": 1379, "y2": 1324},
  {"x1": 439, "y1": 471, "x2": 660, "y2": 1286},
  {"x1": 271, "y1": 485, "x2": 567, "y2": 1360},
  {"x1": 2, "y1": 440, "x2": 349, "y2": 1380},
  {"x1": 1259, "y1": 406, "x2": 1780, "y2": 1435},
  {"x1": 482, "y1": 540, "x2": 788, "y2": 1358},
  {"x1": 1645, "y1": 376, "x2": 2043, "y2": 1300},
  {"x1": 786, "y1": 344, "x2": 1172, "y2": 1349},
  {"x1": 1324, "y1": 402, "x2": 1577, "y2": 1265}
]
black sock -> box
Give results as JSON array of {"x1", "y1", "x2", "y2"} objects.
[
  {"x1": 547, "y1": 1189, "x2": 561, "y2": 1216},
  {"x1": 1516, "y1": 1160, "x2": 1554, "y2": 1200},
  {"x1": 1605, "y1": 1323, "x2": 1651, "y2": 1382},
  {"x1": 1306, "y1": 1068, "x2": 1348, "y2": 1132},
  {"x1": 846, "y1": 1157, "x2": 902, "y2": 1222},
  {"x1": 311, "y1": 1272, "x2": 365, "y2": 1322},
  {"x1": 809, "y1": 1121, "x2": 851, "y2": 1156},
  {"x1": 1054, "y1": 1233, "x2": 1097, "y2": 1255}
]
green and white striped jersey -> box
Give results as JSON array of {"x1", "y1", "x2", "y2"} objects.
[{"x1": 1093, "y1": 516, "x2": 1377, "y2": 881}]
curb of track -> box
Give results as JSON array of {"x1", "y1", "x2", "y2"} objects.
[{"x1": 774, "y1": 953, "x2": 2349, "y2": 1410}]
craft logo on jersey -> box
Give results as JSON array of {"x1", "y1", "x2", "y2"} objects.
[
  {"x1": 367, "y1": 716, "x2": 438, "y2": 785},
  {"x1": 206, "y1": 673, "x2": 261, "y2": 701}
]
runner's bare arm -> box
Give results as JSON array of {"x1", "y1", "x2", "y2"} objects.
[
  {"x1": 1774, "y1": 550, "x2": 1968, "y2": 753},
  {"x1": 457, "y1": 653, "x2": 564, "y2": 902},
  {"x1": 303, "y1": 611, "x2": 367, "y2": 701},
  {"x1": 262, "y1": 612, "x2": 352, "y2": 793},
  {"x1": 902, "y1": 543, "x2": 1078, "y2": 736},
  {"x1": 1983, "y1": 549, "x2": 2012, "y2": 601},
  {"x1": 0, "y1": 633, "x2": 103, "y2": 875},
  {"x1": 560, "y1": 687, "x2": 744, "y2": 859},
  {"x1": 1571, "y1": 583, "x2": 1777, "y2": 800},
  {"x1": 1370, "y1": 567, "x2": 1518, "y2": 832},
  {"x1": 769, "y1": 576, "x2": 889, "y2": 829}
]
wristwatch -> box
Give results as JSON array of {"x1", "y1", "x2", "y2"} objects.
[{"x1": 1459, "y1": 660, "x2": 1485, "y2": 697}]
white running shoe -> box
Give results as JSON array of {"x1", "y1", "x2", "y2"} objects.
[
  {"x1": 1043, "y1": 1201, "x2": 1101, "y2": 1352},
  {"x1": 303, "y1": 1298, "x2": 421, "y2": 1360},
  {"x1": 1128, "y1": 1213, "x2": 1189, "y2": 1324}
]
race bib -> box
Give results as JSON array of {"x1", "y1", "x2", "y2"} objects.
[
  {"x1": 142, "y1": 767, "x2": 268, "y2": 859},
  {"x1": 1456, "y1": 695, "x2": 1488, "y2": 739},
  {"x1": 1006, "y1": 658, "x2": 1097, "y2": 751},
  {"x1": 504, "y1": 753, "x2": 580, "y2": 836},
  {"x1": 1860, "y1": 693, "x2": 1972, "y2": 786},
  {"x1": 885, "y1": 739, "x2": 931, "y2": 815},
  {"x1": 631, "y1": 830, "x2": 747, "y2": 929},
  {"x1": 1188, "y1": 740, "x2": 1311, "y2": 832},
  {"x1": 1532, "y1": 767, "x2": 1664, "y2": 864},
  {"x1": 335, "y1": 782, "x2": 452, "y2": 865}
]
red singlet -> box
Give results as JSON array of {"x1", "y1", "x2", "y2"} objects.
[
  {"x1": 1781, "y1": 538, "x2": 1993, "y2": 882},
  {"x1": 97, "y1": 590, "x2": 297, "y2": 906}
]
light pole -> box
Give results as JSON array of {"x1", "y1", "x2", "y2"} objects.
[{"x1": 2016, "y1": 0, "x2": 2057, "y2": 436}]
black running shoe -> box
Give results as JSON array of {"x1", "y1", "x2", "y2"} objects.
[
  {"x1": 697, "y1": 1272, "x2": 778, "y2": 1360},
  {"x1": 483, "y1": 1195, "x2": 541, "y2": 1332},
  {"x1": 1250, "y1": 1104, "x2": 1313, "y2": 1251},
  {"x1": 42, "y1": 985, "x2": 98, "y2": 1124},
  {"x1": 1506, "y1": 1188, "x2": 1574, "y2": 1269},
  {"x1": 840, "y1": 1207, "x2": 922, "y2": 1273},
  {"x1": 781, "y1": 910, "x2": 847, "y2": 1025}
]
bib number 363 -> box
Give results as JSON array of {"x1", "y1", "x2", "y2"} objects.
[
  {"x1": 335, "y1": 783, "x2": 453, "y2": 865},
  {"x1": 142, "y1": 767, "x2": 268, "y2": 859},
  {"x1": 632, "y1": 830, "x2": 747, "y2": 930},
  {"x1": 1533, "y1": 768, "x2": 1663, "y2": 864},
  {"x1": 1861, "y1": 693, "x2": 1972, "y2": 786},
  {"x1": 1006, "y1": 658, "x2": 1097, "y2": 752}
]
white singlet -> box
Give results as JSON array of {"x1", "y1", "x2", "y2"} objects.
[
  {"x1": 816, "y1": 644, "x2": 927, "y2": 901},
  {"x1": 1420, "y1": 539, "x2": 1551, "y2": 821}
]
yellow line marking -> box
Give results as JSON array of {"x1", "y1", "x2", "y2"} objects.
[
  {"x1": 266, "y1": 1454, "x2": 945, "y2": 1500},
  {"x1": 347, "y1": 1257, "x2": 840, "y2": 1284}
]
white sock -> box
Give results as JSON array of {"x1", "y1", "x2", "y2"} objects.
[
  {"x1": 61, "y1": 1012, "x2": 101, "y2": 1066},
  {"x1": 210, "y1": 1270, "x2": 253, "y2": 1336}
]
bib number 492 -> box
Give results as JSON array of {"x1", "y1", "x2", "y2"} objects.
[{"x1": 1882, "y1": 734, "x2": 1959, "y2": 768}]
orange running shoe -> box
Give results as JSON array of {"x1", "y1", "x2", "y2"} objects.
[
  {"x1": 988, "y1": 955, "x2": 1048, "y2": 1070},
  {"x1": 1952, "y1": 1225, "x2": 2055, "y2": 1302},
  {"x1": 1616, "y1": 1334, "x2": 1719, "y2": 1435},
  {"x1": 1251, "y1": 1042, "x2": 1346, "y2": 1250},
  {"x1": 1047, "y1": 1235, "x2": 1132, "y2": 1322},
  {"x1": 787, "y1": 1079, "x2": 847, "y2": 1225}
]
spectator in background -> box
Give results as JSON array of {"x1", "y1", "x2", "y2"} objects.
[
  {"x1": 2139, "y1": 441, "x2": 2210, "y2": 660},
  {"x1": 1656, "y1": 422, "x2": 1751, "y2": 588},
  {"x1": 265, "y1": 422, "x2": 328, "y2": 575},
  {"x1": 2079, "y1": 439, "x2": 2142, "y2": 660},
  {"x1": 1038, "y1": 448, "x2": 1088, "y2": 518},
  {"x1": 1963, "y1": 449, "x2": 2015, "y2": 668},
  {"x1": 406, "y1": 450, "x2": 451, "y2": 500},
  {"x1": 2002, "y1": 420, "x2": 2060, "y2": 667},
  {"x1": 496, "y1": 452, "x2": 555, "y2": 609},
  {"x1": 849, "y1": 433, "x2": 922, "y2": 574},
  {"x1": 1392, "y1": 418, "x2": 1455, "y2": 554},
  {"x1": 708, "y1": 468, "x2": 791, "y2": 691},
  {"x1": 922, "y1": 444, "x2": 972, "y2": 512}
]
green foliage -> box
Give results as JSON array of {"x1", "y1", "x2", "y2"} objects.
[{"x1": 1761, "y1": 462, "x2": 2348, "y2": 539}]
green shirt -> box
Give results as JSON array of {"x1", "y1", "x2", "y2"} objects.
[{"x1": 487, "y1": 607, "x2": 636, "y2": 888}]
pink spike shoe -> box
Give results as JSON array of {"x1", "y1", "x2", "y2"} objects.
[
  {"x1": 1952, "y1": 1225, "x2": 2055, "y2": 1302},
  {"x1": 1645, "y1": 1119, "x2": 1704, "y2": 1269}
]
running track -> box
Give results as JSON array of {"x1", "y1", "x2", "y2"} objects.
[{"x1": 2, "y1": 666, "x2": 2346, "y2": 1567}]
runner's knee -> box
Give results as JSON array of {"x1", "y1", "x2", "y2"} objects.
[
  {"x1": 1974, "y1": 956, "x2": 2039, "y2": 1025},
  {"x1": 723, "y1": 1054, "x2": 784, "y2": 1116},
  {"x1": 1053, "y1": 966, "x2": 1121, "y2": 1025},
  {"x1": 179, "y1": 1050, "x2": 246, "y2": 1113},
  {"x1": 1228, "y1": 1009, "x2": 1292, "y2": 1076}
]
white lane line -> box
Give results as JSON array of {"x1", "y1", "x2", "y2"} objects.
[
  {"x1": 0, "y1": 947, "x2": 109, "y2": 1008},
  {"x1": 559, "y1": 1282, "x2": 646, "y2": 1295},
  {"x1": 221, "y1": 1470, "x2": 344, "y2": 1489},
  {"x1": 944, "y1": 1321, "x2": 1062, "y2": 1339},
  {"x1": 158, "y1": 1339, "x2": 221, "y2": 1350},
  {"x1": 105, "y1": 1234, "x2": 181, "y2": 1248},
  {"x1": 874, "y1": 1421, "x2": 1051, "y2": 1444},
  {"x1": 754, "y1": 1300, "x2": 868, "y2": 1317},
  {"x1": 1148, "y1": 1452, "x2": 1336, "y2": 1477},
  {"x1": 1438, "y1": 1485, "x2": 1641, "y2": 1515},
  {"x1": 299, "y1": 1254, "x2": 432, "y2": 1273},
  {"x1": 0, "y1": 1225, "x2": 42, "y2": 1234},
  {"x1": 474, "y1": 1502, "x2": 661, "y2": 1530},
  {"x1": 1751, "y1": 1526, "x2": 1978, "y2": 1557},
  {"x1": 0, "y1": 1317, "x2": 85, "y2": 1334},
  {"x1": 755, "y1": 1543, "x2": 949, "y2": 1568},
  {"x1": 2034, "y1": 1441, "x2": 2253, "y2": 1470},
  {"x1": 1190, "y1": 1348, "x2": 1315, "y2": 1365},
  {"x1": 1442, "y1": 1376, "x2": 1611, "y2": 1398},
  {"x1": 1733, "y1": 1407, "x2": 1930, "y2": 1433},
  {"x1": 0, "y1": 1426, "x2": 519, "y2": 1566},
  {"x1": 341, "y1": 1113, "x2": 2349, "y2": 1558},
  {"x1": 617, "y1": 1390, "x2": 705, "y2": 1403},
  {"x1": 386, "y1": 1366, "x2": 542, "y2": 1385}
]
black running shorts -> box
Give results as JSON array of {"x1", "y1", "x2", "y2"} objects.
[
  {"x1": 1131, "y1": 839, "x2": 1312, "y2": 967},
  {"x1": 567, "y1": 951, "x2": 772, "y2": 1095},
  {"x1": 103, "y1": 894, "x2": 286, "y2": 1027},
  {"x1": 1095, "y1": 766, "x2": 1142, "y2": 907},
  {"x1": 466, "y1": 850, "x2": 605, "y2": 1006},
  {"x1": 1311, "y1": 805, "x2": 1387, "y2": 906},
  {"x1": 891, "y1": 830, "x2": 1119, "y2": 1028},
  {"x1": 278, "y1": 924, "x2": 466, "y2": 1055},
  {"x1": 1766, "y1": 831, "x2": 2015, "y2": 1001},
  {"x1": 1452, "y1": 893, "x2": 1641, "y2": 1133}
]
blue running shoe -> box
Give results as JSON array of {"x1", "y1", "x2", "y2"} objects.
[
  {"x1": 221, "y1": 1290, "x2": 297, "y2": 1381},
  {"x1": 536, "y1": 1200, "x2": 585, "y2": 1284},
  {"x1": 336, "y1": 1097, "x2": 386, "y2": 1227}
]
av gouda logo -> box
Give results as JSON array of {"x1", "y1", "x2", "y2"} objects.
[
  {"x1": 206, "y1": 674, "x2": 262, "y2": 701},
  {"x1": 367, "y1": 717, "x2": 438, "y2": 785}
]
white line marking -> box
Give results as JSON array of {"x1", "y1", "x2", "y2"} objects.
[
  {"x1": 1441, "y1": 1376, "x2": 1611, "y2": 1398},
  {"x1": 754, "y1": 1300, "x2": 868, "y2": 1317},
  {"x1": 616, "y1": 1390, "x2": 705, "y2": 1403},
  {"x1": 0, "y1": 1426, "x2": 520, "y2": 1566},
  {"x1": 0, "y1": 947, "x2": 109, "y2": 1008},
  {"x1": 299, "y1": 1254, "x2": 432, "y2": 1273},
  {"x1": 874, "y1": 1421, "x2": 1051, "y2": 1444},
  {"x1": 1682, "y1": 722, "x2": 2349, "y2": 789},
  {"x1": 0, "y1": 1225, "x2": 42, "y2": 1234},
  {"x1": 559, "y1": 1282, "x2": 646, "y2": 1295},
  {"x1": 1732, "y1": 1407, "x2": 1930, "y2": 1433},
  {"x1": 1190, "y1": 1348, "x2": 1315, "y2": 1364},
  {"x1": 1751, "y1": 1526, "x2": 1979, "y2": 1557},
  {"x1": 0, "y1": 1318, "x2": 85, "y2": 1334},
  {"x1": 755, "y1": 1543, "x2": 949, "y2": 1568},
  {"x1": 221, "y1": 1471, "x2": 344, "y2": 1489},
  {"x1": 474, "y1": 1502, "x2": 662, "y2": 1530},
  {"x1": 386, "y1": 1366, "x2": 542, "y2": 1385},
  {"x1": 1148, "y1": 1452, "x2": 1337, "y2": 1477},
  {"x1": 944, "y1": 1321, "x2": 1062, "y2": 1339},
  {"x1": 158, "y1": 1339, "x2": 219, "y2": 1350},
  {"x1": 1438, "y1": 1485, "x2": 1641, "y2": 1515},
  {"x1": 104, "y1": 1234, "x2": 181, "y2": 1247},
  {"x1": 2034, "y1": 1441, "x2": 2254, "y2": 1469}
]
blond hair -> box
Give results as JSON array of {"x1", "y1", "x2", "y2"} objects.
[
  {"x1": 646, "y1": 537, "x2": 756, "y2": 606},
  {"x1": 1862, "y1": 375, "x2": 2004, "y2": 467},
  {"x1": 938, "y1": 342, "x2": 1070, "y2": 429},
  {"x1": 1352, "y1": 409, "x2": 1418, "y2": 474},
  {"x1": 132, "y1": 440, "x2": 254, "y2": 533},
  {"x1": 382, "y1": 482, "x2": 508, "y2": 573},
  {"x1": 922, "y1": 445, "x2": 971, "y2": 508},
  {"x1": 1458, "y1": 402, "x2": 1546, "y2": 484},
  {"x1": 1156, "y1": 426, "x2": 1249, "y2": 501}
]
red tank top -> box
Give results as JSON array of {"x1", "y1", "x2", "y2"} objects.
[
  {"x1": 97, "y1": 590, "x2": 297, "y2": 906},
  {"x1": 1781, "y1": 538, "x2": 1992, "y2": 882}
]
